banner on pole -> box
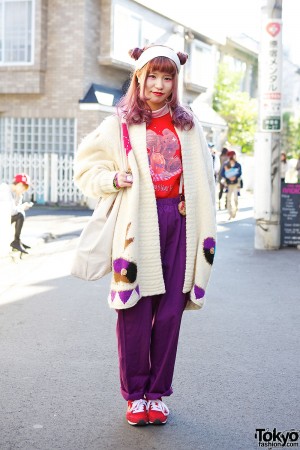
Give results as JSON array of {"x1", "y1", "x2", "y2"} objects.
[{"x1": 259, "y1": 19, "x2": 282, "y2": 132}]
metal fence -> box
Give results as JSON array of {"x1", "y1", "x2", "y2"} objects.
[{"x1": 0, "y1": 152, "x2": 84, "y2": 205}]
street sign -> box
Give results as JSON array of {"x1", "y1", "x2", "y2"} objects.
[{"x1": 259, "y1": 19, "x2": 282, "y2": 132}]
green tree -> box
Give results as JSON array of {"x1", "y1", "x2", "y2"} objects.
[{"x1": 213, "y1": 62, "x2": 258, "y2": 154}]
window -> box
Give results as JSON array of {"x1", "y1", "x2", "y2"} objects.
[
  {"x1": 0, "y1": 0, "x2": 34, "y2": 64},
  {"x1": 0, "y1": 118, "x2": 76, "y2": 155},
  {"x1": 113, "y1": 5, "x2": 142, "y2": 64},
  {"x1": 107, "y1": 4, "x2": 167, "y2": 68},
  {"x1": 223, "y1": 55, "x2": 248, "y2": 91},
  {"x1": 223, "y1": 55, "x2": 247, "y2": 73},
  {"x1": 186, "y1": 40, "x2": 214, "y2": 89}
]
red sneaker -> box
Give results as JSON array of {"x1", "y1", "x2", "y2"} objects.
[
  {"x1": 126, "y1": 399, "x2": 148, "y2": 426},
  {"x1": 147, "y1": 398, "x2": 170, "y2": 425}
]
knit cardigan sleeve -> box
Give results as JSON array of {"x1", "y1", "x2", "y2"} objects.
[
  {"x1": 194, "y1": 117, "x2": 216, "y2": 206},
  {"x1": 73, "y1": 115, "x2": 122, "y2": 199}
]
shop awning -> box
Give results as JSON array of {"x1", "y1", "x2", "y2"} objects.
[
  {"x1": 190, "y1": 100, "x2": 227, "y2": 129},
  {"x1": 79, "y1": 83, "x2": 123, "y2": 107}
]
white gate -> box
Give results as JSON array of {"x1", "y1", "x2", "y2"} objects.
[{"x1": 0, "y1": 152, "x2": 84, "y2": 205}]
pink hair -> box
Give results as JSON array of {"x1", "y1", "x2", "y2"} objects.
[{"x1": 117, "y1": 50, "x2": 194, "y2": 131}]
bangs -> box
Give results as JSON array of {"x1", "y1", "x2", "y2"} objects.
[{"x1": 146, "y1": 56, "x2": 177, "y2": 75}]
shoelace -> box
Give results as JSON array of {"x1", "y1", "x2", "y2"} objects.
[
  {"x1": 147, "y1": 399, "x2": 170, "y2": 416},
  {"x1": 129, "y1": 399, "x2": 147, "y2": 414}
]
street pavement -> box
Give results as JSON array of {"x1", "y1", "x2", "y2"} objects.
[{"x1": 0, "y1": 194, "x2": 299, "y2": 450}]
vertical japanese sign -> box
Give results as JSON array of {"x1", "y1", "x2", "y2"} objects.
[{"x1": 260, "y1": 19, "x2": 282, "y2": 131}]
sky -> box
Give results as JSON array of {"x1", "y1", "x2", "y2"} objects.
[{"x1": 135, "y1": 0, "x2": 300, "y2": 65}]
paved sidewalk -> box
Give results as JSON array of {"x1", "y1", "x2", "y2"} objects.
[
  {"x1": 0, "y1": 207, "x2": 91, "y2": 261},
  {"x1": 0, "y1": 192, "x2": 299, "y2": 450},
  {"x1": 23, "y1": 206, "x2": 91, "y2": 245},
  {"x1": 4, "y1": 192, "x2": 254, "y2": 251}
]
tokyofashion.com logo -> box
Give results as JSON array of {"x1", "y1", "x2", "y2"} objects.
[{"x1": 255, "y1": 428, "x2": 299, "y2": 447}]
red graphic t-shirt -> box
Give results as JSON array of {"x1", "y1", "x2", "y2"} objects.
[{"x1": 146, "y1": 113, "x2": 182, "y2": 198}]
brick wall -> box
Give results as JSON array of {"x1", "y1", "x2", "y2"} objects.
[
  {"x1": 0, "y1": 0, "x2": 47, "y2": 95},
  {"x1": 0, "y1": 0, "x2": 86, "y2": 117},
  {"x1": 0, "y1": 0, "x2": 130, "y2": 149}
]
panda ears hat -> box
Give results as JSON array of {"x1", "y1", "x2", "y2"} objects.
[{"x1": 129, "y1": 45, "x2": 188, "y2": 73}]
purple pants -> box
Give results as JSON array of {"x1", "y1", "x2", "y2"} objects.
[{"x1": 116, "y1": 196, "x2": 188, "y2": 401}]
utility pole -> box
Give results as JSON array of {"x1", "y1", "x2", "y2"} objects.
[{"x1": 254, "y1": 0, "x2": 283, "y2": 250}]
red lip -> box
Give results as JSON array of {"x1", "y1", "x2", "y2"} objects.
[{"x1": 152, "y1": 92, "x2": 164, "y2": 96}]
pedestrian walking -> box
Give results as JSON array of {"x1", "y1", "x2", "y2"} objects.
[
  {"x1": 220, "y1": 151, "x2": 242, "y2": 220},
  {"x1": 0, "y1": 173, "x2": 33, "y2": 254},
  {"x1": 73, "y1": 44, "x2": 216, "y2": 427},
  {"x1": 208, "y1": 142, "x2": 220, "y2": 181},
  {"x1": 218, "y1": 147, "x2": 229, "y2": 210},
  {"x1": 280, "y1": 152, "x2": 289, "y2": 183}
]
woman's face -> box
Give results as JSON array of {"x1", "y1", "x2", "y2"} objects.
[
  {"x1": 16, "y1": 183, "x2": 29, "y2": 194},
  {"x1": 144, "y1": 71, "x2": 173, "y2": 111}
]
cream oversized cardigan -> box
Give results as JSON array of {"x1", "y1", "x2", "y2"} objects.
[{"x1": 73, "y1": 113, "x2": 216, "y2": 310}]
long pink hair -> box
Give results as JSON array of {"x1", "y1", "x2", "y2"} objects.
[{"x1": 117, "y1": 48, "x2": 194, "y2": 131}]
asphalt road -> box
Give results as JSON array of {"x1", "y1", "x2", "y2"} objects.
[{"x1": 0, "y1": 199, "x2": 299, "y2": 450}]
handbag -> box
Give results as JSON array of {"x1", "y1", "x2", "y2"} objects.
[
  {"x1": 71, "y1": 191, "x2": 123, "y2": 280},
  {"x1": 71, "y1": 118, "x2": 129, "y2": 281}
]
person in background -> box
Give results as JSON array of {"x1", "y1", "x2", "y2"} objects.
[
  {"x1": 218, "y1": 147, "x2": 229, "y2": 210},
  {"x1": 208, "y1": 142, "x2": 220, "y2": 181},
  {"x1": 73, "y1": 44, "x2": 216, "y2": 427},
  {"x1": 221, "y1": 151, "x2": 242, "y2": 220},
  {"x1": 280, "y1": 152, "x2": 289, "y2": 183},
  {"x1": 0, "y1": 173, "x2": 33, "y2": 253}
]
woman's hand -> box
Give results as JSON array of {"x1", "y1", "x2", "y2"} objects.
[
  {"x1": 22, "y1": 202, "x2": 33, "y2": 211},
  {"x1": 116, "y1": 171, "x2": 133, "y2": 188}
]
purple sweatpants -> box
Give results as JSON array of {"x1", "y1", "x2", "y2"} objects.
[{"x1": 116, "y1": 196, "x2": 188, "y2": 401}]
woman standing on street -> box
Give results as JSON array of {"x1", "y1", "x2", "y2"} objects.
[{"x1": 73, "y1": 44, "x2": 216, "y2": 426}]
